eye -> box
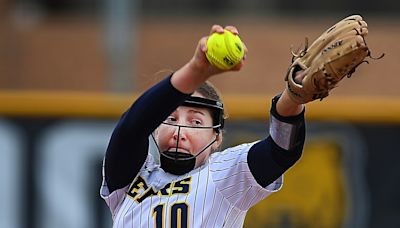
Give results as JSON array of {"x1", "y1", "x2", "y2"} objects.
[
  {"x1": 165, "y1": 116, "x2": 177, "y2": 123},
  {"x1": 191, "y1": 119, "x2": 202, "y2": 126}
]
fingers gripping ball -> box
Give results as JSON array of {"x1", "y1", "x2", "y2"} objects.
[{"x1": 206, "y1": 30, "x2": 245, "y2": 70}]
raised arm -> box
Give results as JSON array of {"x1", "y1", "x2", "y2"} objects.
[
  {"x1": 104, "y1": 25, "x2": 246, "y2": 193},
  {"x1": 247, "y1": 14, "x2": 376, "y2": 188}
]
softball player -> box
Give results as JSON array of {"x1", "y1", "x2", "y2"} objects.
[{"x1": 100, "y1": 25, "x2": 305, "y2": 227}]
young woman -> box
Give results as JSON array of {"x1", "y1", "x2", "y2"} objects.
[{"x1": 101, "y1": 25, "x2": 305, "y2": 228}]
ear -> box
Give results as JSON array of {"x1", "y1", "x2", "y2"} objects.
[
  {"x1": 153, "y1": 128, "x2": 159, "y2": 140},
  {"x1": 211, "y1": 132, "x2": 223, "y2": 151}
]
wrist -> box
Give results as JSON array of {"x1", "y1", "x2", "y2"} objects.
[
  {"x1": 276, "y1": 90, "x2": 305, "y2": 117},
  {"x1": 171, "y1": 61, "x2": 210, "y2": 94},
  {"x1": 186, "y1": 58, "x2": 211, "y2": 79}
]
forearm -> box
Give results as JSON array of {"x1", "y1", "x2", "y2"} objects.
[
  {"x1": 248, "y1": 135, "x2": 304, "y2": 188},
  {"x1": 119, "y1": 75, "x2": 191, "y2": 136},
  {"x1": 105, "y1": 75, "x2": 191, "y2": 192},
  {"x1": 171, "y1": 61, "x2": 211, "y2": 94},
  {"x1": 248, "y1": 95, "x2": 305, "y2": 187},
  {"x1": 276, "y1": 89, "x2": 304, "y2": 117}
]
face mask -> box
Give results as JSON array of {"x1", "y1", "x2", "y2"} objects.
[
  {"x1": 159, "y1": 151, "x2": 196, "y2": 175},
  {"x1": 152, "y1": 123, "x2": 220, "y2": 175},
  {"x1": 152, "y1": 96, "x2": 224, "y2": 175}
]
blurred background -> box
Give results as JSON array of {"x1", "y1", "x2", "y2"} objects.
[{"x1": 1, "y1": 0, "x2": 400, "y2": 227}]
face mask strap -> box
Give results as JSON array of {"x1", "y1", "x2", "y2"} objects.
[
  {"x1": 151, "y1": 126, "x2": 220, "y2": 161},
  {"x1": 175, "y1": 125, "x2": 181, "y2": 153},
  {"x1": 161, "y1": 121, "x2": 222, "y2": 130},
  {"x1": 191, "y1": 133, "x2": 219, "y2": 159}
]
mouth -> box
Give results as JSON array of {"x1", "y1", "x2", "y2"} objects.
[{"x1": 168, "y1": 147, "x2": 190, "y2": 153}]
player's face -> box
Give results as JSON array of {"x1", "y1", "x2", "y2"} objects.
[{"x1": 155, "y1": 93, "x2": 222, "y2": 169}]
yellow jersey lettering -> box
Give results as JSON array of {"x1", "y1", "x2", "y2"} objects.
[
  {"x1": 159, "y1": 183, "x2": 171, "y2": 196},
  {"x1": 136, "y1": 187, "x2": 158, "y2": 203},
  {"x1": 127, "y1": 176, "x2": 148, "y2": 201},
  {"x1": 172, "y1": 177, "x2": 192, "y2": 194},
  {"x1": 127, "y1": 176, "x2": 193, "y2": 203}
]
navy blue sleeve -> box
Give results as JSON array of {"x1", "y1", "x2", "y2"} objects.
[
  {"x1": 247, "y1": 98, "x2": 305, "y2": 188},
  {"x1": 105, "y1": 75, "x2": 191, "y2": 192}
]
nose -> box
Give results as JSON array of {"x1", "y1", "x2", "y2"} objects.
[{"x1": 172, "y1": 125, "x2": 187, "y2": 141}]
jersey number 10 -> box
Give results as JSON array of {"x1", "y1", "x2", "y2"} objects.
[{"x1": 153, "y1": 202, "x2": 189, "y2": 228}]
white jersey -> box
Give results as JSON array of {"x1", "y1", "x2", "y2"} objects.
[{"x1": 100, "y1": 142, "x2": 283, "y2": 228}]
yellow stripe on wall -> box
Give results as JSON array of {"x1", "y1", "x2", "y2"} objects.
[
  {"x1": 0, "y1": 90, "x2": 131, "y2": 118},
  {"x1": 224, "y1": 95, "x2": 400, "y2": 123},
  {"x1": 0, "y1": 90, "x2": 400, "y2": 123}
]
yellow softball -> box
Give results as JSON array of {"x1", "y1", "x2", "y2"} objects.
[{"x1": 205, "y1": 30, "x2": 245, "y2": 70}]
